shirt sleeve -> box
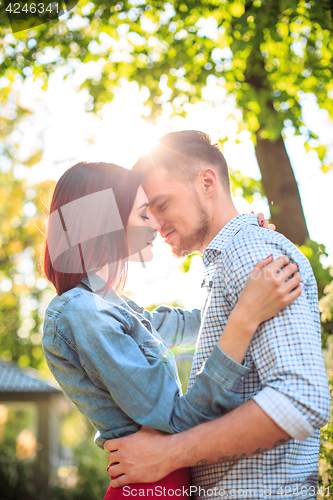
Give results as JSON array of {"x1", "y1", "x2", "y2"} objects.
[
  {"x1": 143, "y1": 305, "x2": 201, "y2": 349},
  {"x1": 63, "y1": 301, "x2": 249, "y2": 435},
  {"x1": 221, "y1": 229, "x2": 331, "y2": 440}
]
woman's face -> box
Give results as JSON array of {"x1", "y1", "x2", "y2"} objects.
[{"x1": 127, "y1": 185, "x2": 161, "y2": 263}]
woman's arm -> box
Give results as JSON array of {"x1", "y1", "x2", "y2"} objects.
[
  {"x1": 58, "y1": 256, "x2": 300, "y2": 440},
  {"x1": 58, "y1": 301, "x2": 248, "y2": 436},
  {"x1": 143, "y1": 305, "x2": 201, "y2": 350},
  {"x1": 218, "y1": 254, "x2": 302, "y2": 363}
]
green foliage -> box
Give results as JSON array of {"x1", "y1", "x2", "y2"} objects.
[
  {"x1": 319, "y1": 335, "x2": 333, "y2": 497},
  {"x1": 172, "y1": 346, "x2": 195, "y2": 393},
  {"x1": 229, "y1": 169, "x2": 265, "y2": 202},
  {"x1": 297, "y1": 238, "x2": 332, "y2": 299},
  {"x1": 0, "y1": 0, "x2": 331, "y2": 247},
  {"x1": 0, "y1": 404, "x2": 110, "y2": 500},
  {"x1": 319, "y1": 270, "x2": 333, "y2": 347},
  {"x1": 0, "y1": 166, "x2": 56, "y2": 372},
  {"x1": 0, "y1": 407, "x2": 35, "y2": 450},
  {"x1": 0, "y1": 446, "x2": 36, "y2": 500},
  {"x1": 50, "y1": 411, "x2": 110, "y2": 500},
  {"x1": 50, "y1": 445, "x2": 110, "y2": 500},
  {"x1": 320, "y1": 419, "x2": 333, "y2": 499},
  {"x1": 294, "y1": 238, "x2": 333, "y2": 340},
  {"x1": 320, "y1": 272, "x2": 333, "y2": 322},
  {"x1": 0, "y1": 2, "x2": 332, "y2": 489},
  {"x1": 0, "y1": 1, "x2": 332, "y2": 155},
  {"x1": 181, "y1": 252, "x2": 200, "y2": 273},
  {"x1": 0, "y1": 104, "x2": 57, "y2": 374},
  {"x1": 71, "y1": 433, "x2": 110, "y2": 499}
]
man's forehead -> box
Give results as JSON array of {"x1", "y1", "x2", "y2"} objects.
[
  {"x1": 145, "y1": 165, "x2": 170, "y2": 185},
  {"x1": 144, "y1": 167, "x2": 180, "y2": 202}
]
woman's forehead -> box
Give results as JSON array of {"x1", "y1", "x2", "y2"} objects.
[{"x1": 133, "y1": 185, "x2": 149, "y2": 208}]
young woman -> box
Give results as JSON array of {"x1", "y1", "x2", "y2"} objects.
[{"x1": 41, "y1": 162, "x2": 302, "y2": 499}]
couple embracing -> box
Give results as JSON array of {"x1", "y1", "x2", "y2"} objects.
[{"x1": 42, "y1": 130, "x2": 331, "y2": 500}]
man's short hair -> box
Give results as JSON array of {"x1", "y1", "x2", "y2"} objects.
[{"x1": 133, "y1": 130, "x2": 231, "y2": 194}]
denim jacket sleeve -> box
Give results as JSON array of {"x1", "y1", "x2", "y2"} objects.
[
  {"x1": 59, "y1": 299, "x2": 250, "y2": 434},
  {"x1": 143, "y1": 305, "x2": 201, "y2": 349}
]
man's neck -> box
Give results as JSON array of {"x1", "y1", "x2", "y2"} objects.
[{"x1": 198, "y1": 205, "x2": 239, "y2": 254}]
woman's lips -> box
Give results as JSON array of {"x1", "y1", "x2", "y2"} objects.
[
  {"x1": 147, "y1": 236, "x2": 155, "y2": 246},
  {"x1": 165, "y1": 230, "x2": 175, "y2": 244},
  {"x1": 147, "y1": 233, "x2": 157, "y2": 246}
]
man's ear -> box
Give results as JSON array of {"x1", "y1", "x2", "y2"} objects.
[{"x1": 200, "y1": 168, "x2": 218, "y2": 195}]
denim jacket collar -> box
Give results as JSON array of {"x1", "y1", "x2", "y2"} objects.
[{"x1": 80, "y1": 273, "x2": 144, "y2": 315}]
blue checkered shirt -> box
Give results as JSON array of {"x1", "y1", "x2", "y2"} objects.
[{"x1": 187, "y1": 214, "x2": 331, "y2": 499}]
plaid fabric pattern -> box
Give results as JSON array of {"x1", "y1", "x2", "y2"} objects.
[{"x1": 188, "y1": 214, "x2": 331, "y2": 499}]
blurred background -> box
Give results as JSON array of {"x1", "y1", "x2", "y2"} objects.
[{"x1": 0, "y1": 0, "x2": 332, "y2": 498}]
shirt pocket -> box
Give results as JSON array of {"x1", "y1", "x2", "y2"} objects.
[{"x1": 138, "y1": 340, "x2": 170, "y2": 362}]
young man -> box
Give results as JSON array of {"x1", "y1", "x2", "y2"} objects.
[{"x1": 105, "y1": 131, "x2": 331, "y2": 498}]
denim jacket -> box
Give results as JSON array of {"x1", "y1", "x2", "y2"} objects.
[{"x1": 42, "y1": 273, "x2": 250, "y2": 448}]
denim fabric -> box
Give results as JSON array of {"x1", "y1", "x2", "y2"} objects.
[{"x1": 43, "y1": 272, "x2": 249, "y2": 448}]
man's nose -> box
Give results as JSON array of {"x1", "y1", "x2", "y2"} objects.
[
  {"x1": 149, "y1": 210, "x2": 163, "y2": 232},
  {"x1": 150, "y1": 214, "x2": 162, "y2": 232}
]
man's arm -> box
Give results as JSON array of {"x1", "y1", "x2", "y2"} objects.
[
  {"x1": 105, "y1": 399, "x2": 289, "y2": 486},
  {"x1": 223, "y1": 231, "x2": 331, "y2": 437},
  {"x1": 105, "y1": 231, "x2": 331, "y2": 486}
]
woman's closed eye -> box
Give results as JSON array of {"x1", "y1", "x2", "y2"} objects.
[{"x1": 141, "y1": 215, "x2": 149, "y2": 220}]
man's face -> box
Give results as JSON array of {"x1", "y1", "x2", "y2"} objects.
[{"x1": 144, "y1": 166, "x2": 210, "y2": 257}]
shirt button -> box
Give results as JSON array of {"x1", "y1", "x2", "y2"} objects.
[{"x1": 241, "y1": 376, "x2": 244, "y2": 381}]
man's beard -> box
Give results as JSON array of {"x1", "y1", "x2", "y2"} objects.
[{"x1": 171, "y1": 199, "x2": 210, "y2": 258}]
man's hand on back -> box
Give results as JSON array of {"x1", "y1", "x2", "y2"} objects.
[
  {"x1": 104, "y1": 400, "x2": 290, "y2": 488},
  {"x1": 104, "y1": 426, "x2": 174, "y2": 487}
]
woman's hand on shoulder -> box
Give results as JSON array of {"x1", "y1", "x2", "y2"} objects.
[
  {"x1": 235, "y1": 254, "x2": 302, "y2": 332},
  {"x1": 254, "y1": 211, "x2": 276, "y2": 231}
]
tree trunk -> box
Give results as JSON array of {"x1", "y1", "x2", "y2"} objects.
[{"x1": 255, "y1": 134, "x2": 309, "y2": 245}]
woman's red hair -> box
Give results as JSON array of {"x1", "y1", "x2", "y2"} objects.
[{"x1": 40, "y1": 162, "x2": 142, "y2": 296}]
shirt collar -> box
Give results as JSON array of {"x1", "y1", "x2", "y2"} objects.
[{"x1": 203, "y1": 213, "x2": 259, "y2": 267}]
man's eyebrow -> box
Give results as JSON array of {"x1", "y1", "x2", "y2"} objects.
[
  {"x1": 138, "y1": 202, "x2": 149, "y2": 209},
  {"x1": 149, "y1": 195, "x2": 167, "y2": 207}
]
